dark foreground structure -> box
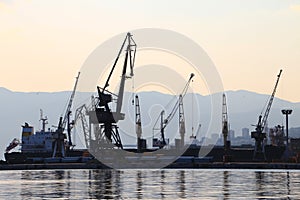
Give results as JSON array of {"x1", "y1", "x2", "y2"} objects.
[{"x1": 2, "y1": 159, "x2": 300, "y2": 170}]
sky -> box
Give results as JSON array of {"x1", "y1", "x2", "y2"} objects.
[{"x1": 0, "y1": 0, "x2": 300, "y2": 102}]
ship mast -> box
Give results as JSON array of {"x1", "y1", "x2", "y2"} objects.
[{"x1": 39, "y1": 109, "x2": 48, "y2": 132}]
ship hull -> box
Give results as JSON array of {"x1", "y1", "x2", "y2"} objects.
[
  {"x1": 204, "y1": 145, "x2": 286, "y2": 162},
  {"x1": 4, "y1": 149, "x2": 90, "y2": 164},
  {"x1": 4, "y1": 145, "x2": 286, "y2": 164}
]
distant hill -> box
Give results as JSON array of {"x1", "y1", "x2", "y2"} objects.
[{"x1": 0, "y1": 87, "x2": 299, "y2": 160}]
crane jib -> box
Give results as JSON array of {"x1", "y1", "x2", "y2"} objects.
[{"x1": 261, "y1": 69, "x2": 283, "y2": 130}]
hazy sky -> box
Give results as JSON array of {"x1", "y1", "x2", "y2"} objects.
[{"x1": 1, "y1": 0, "x2": 300, "y2": 102}]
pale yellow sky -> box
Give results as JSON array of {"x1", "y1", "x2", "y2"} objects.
[{"x1": 1, "y1": 0, "x2": 300, "y2": 102}]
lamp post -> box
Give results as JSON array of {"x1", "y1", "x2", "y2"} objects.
[{"x1": 281, "y1": 109, "x2": 292, "y2": 149}]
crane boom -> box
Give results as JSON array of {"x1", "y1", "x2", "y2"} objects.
[
  {"x1": 102, "y1": 33, "x2": 136, "y2": 93},
  {"x1": 61, "y1": 72, "x2": 80, "y2": 133},
  {"x1": 163, "y1": 73, "x2": 194, "y2": 129},
  {"x1": 260, "y1": 69, "x2": 282, "y2": 130}
]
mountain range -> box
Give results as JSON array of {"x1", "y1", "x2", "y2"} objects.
[{"x1": 0, "y1": 87, "x2": 299, "y2": 160}]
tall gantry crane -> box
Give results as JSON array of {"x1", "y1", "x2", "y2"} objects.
[
  {"x1": 222, "y1": 93, "x2": 229, "y2": 154},
  {"x1": 222, "y1": 94, "x2": 229, "y2": 149},
  {"x1": 153, "y1": 73, "x2": 195, "y2": 149},
  {"x1": 88, "y1": 32, "x2": 136, "y2": 149},
  {"x1": 179, "y1": 95, "x2": 185, "y2": 147},
  {"x1": 135, "y1": 95, "x2": 143, "y2": 152},
  {"x1": 52, "y1": 72, "x2": 80, "y2": 157},
  {"x1": 251, "y1": 69, "x2": 283, "y2": 160}
]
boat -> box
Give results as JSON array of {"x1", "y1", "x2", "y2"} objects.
[{"x1": 4, "y1": 122, "x2": 92, "y2": 164}]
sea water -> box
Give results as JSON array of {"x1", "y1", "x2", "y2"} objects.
[{"x1": 0, "y1": 169, "x2": 299, "y2": 199}]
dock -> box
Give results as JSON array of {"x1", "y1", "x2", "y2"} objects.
[{"x1": 2, "y1": 161, "x2": 300, "y2": 170}]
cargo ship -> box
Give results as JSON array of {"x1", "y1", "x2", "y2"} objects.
[
  {"x1": 3, "y1": 119, "x2": 290, "y2": 165},
  {"x1": 4, "y1": 72, "x2": 93, "y2": 164},
  {"x1": 4, "y1": 122, "x2": 92, "y2": 164}
]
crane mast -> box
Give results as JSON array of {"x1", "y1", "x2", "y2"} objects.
[
  {"x1": 251, "y1": 69, "x2": 283, "y2": 160},
  {"x1": 222, "y1": 93, "x2": 229, "y2": 153},
  {"x1": 135, "y1": 95, "x2": 143, "y2": 152},
  {"x1": 160, "y1": 110, "x2": 166, "y2": 147},
  {"x1": 179, "y1": 95, "x2": 185, "y2": 147}
]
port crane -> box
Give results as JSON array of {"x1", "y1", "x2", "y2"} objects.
[
  {"x1": 153, "y1": 73, "x2": 195, "y2": 149},
  {"x1": 251, "y1": 69, "x2": 282, "y2": 160},
  {"x1": 222, "y1": 93, "x2": 229, "y2": 154},
  {"x1": 191, "y1": 124, "x2": 201, "y2": 139},
  {"x1": 74, "y1": 104, "x2": 91, "y2": 149},
  {"x1": 179, "y1": 94, "x2": 185, "y2": 147},
  {"x1": 135, "y1": 95, "x2": 143, "y2": 152},
  {"x1": 52, "y1": 72, "x2": 80, "y2": 157},
  {"x1": 87, "y1": 32, "x2": 136, "y2": 149}
]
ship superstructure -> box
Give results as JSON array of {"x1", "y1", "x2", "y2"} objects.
[{"x1": 21, "y1": 123, "x2": 54, "y2": 154}]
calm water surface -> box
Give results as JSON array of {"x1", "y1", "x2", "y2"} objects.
[{"x1": 0, "y1": 169, "x2": 299, "y2": 199}]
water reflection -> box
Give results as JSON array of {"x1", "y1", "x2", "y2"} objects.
[
  {"x1": 86, "y1": 170, "x2": 299, "y2": 199},
  {"x1": 254, "y1": 171, "x2": 294, "y2": 199},
  {"x1": 177, "y1": 170, "x2": 186, "y2": 198},
  {"x1": 136, "y1": 171, "x2": 143, "y2": 199},
  {"x1": 223, "y1": 171, "x2": 230, "y2": 200},
  {"x1": 87, "y1": 169, "x2": 188, "y2": 199},
  {"x1": 160, "y1": 170, "x2": 166, "y2": 199},
  {"x1": 255, "y1": 171, "x2": 265, "y2": 197},
  {"x1": 1, "y1": 169, "x2": 299, "y2": 199},
  {"x1": 88, "y1": 169, "x2": 122, "y2": 199},
  {"x1": 20, "y1": 170, "x2": 71, "y2": 199},
  {"x1": 52, "y1": 171, "x2": 71, "y2": 198},
  {"x1": 287, "y1": 171, "x2": 291, "y2": 199}
]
